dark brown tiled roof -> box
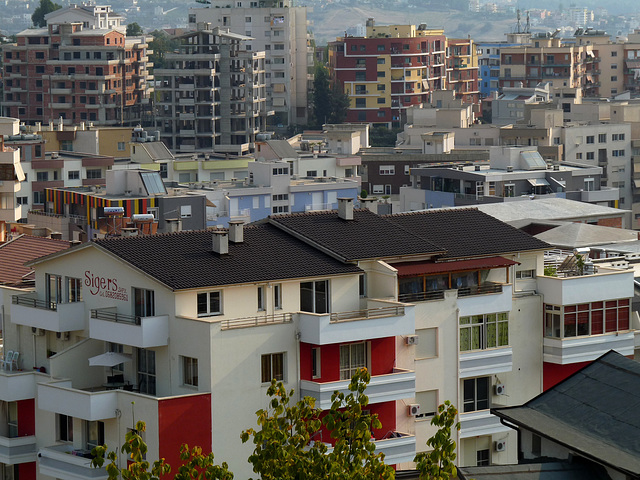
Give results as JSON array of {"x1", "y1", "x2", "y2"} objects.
[
  {"x1": 269, "y1": 209, "x2": 446, "y2": 262},
  {"x1": 94, "y1": 224, "x2": 361, "y2": 290},
  {"x1": 386, "y1": 208, "x2": 551, "y2": 259},
  {"x1": 0, "y1": 235, "x2": 71, "y2": 287}
]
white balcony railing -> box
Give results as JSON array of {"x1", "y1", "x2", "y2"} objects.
[
  {"x1": 543, "y1": 332, "x2": 635, "y2": 364},
  {"x1": 39, "y1": 444, "x2": 108, "y2": 480},
  {"x1": 90, "y1": 309, "x2": 169, "y2": 348},
  {"x1": 11, "y1": 296, "x2": 85, "y2": 332},
  {"x1": 459, "y1": 347, "x2": 513, "y2": 378},
  {"x1": 0, "y1": 435, "x2": 37, "y2": 464}
]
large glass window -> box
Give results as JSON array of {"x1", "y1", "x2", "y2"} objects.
[
  {"x1": 85, "y1": 420, "x2": 104, "y2": 451},
  {"x1": 300, "y1": 280, "x2": 328, "y2": 314},
  {"x1": 137, "y1": 348, "x2": 156, "y2": 395},
  {"x1": 133, "y1": 287, "x2": 154, "y2": 318},
  {"x1": 459, "y1": 313, "x2": 508, "y2": 351},
  {"x1": 261, "y1": 353, "x2": 284, "y2": 382},
  {"x1": 197, "y1": 291, "x2": 221, "y2": 316},
  {"x1": 463, "y1": 377, "x2": 490, "y2": 412},
  {"x1": 46, "y1": 273, "x2": 62, "y2": 306},
  {"x1": 339, "y1": 342, "x2": 367, "y2": 380},
  {"x1": 66, "y1": 277, "x2": 82, "y2": 302},
  {"x1": 544, "y1": 300, "x2": 630, "y2": 338},
  {"x1": 58, "y1": 414, "x2": 73, "y2": 442}
]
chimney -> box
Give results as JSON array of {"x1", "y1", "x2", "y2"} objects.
[
  {"x1": 338, "y1": 197, "x2": 354, "y2": 221},
  {"x1": 228, "y1": 220, "x2": 244, "y2": 243},
  {"x1": 166, "y1": 218, "x2": 182, "y2": 233},
  {"x1": 212, "y1": 230, "x2": 229, "y2": 255}
]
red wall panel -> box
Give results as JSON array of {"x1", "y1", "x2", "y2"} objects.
[{"x1": 17, "y1": 398, "x2": 35, "y2": 436}]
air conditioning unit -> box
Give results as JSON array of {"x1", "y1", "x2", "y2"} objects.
[
  {"x1": 495, "y1": 383, "x2": 506, "y2": 396},
  {"x1": 405, "y1": 335, "x2": 419, "y2": 346},
  {"x1": 56, "y1": 331, "x2": 70, "y2": 341},
  {"x1": 495, "y1": 440, "x2": 507, "y2": 452},
  {"x1": 31, "y1": 327, "x2": 45, "y2": 336},
  {"x1": 407, "y1": 404, "x2": 420, "y2": 416}
]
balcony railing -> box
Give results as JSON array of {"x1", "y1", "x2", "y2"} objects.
[
  {"x1": 12, "y1": 295, "x2": 55, "y2": 311},
  {"x1": 330, "y1": 305, "x2": 405, "y2": 323},
  {"x1": 458, "y1": 282, "x2": 502, "y2": 297},
  {"x1": 91, "y1": 309, "x2": 140, "y2": 326},
  {"x1": 220, "y1": 313, "x2": 293, "y2": 330},
  {"x1": 398, "y1": 290, "x2": 445, "y2": 303}
]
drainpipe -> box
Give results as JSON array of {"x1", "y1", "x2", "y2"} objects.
[{"x1": 455, "y1": 306, "x2": 461, "y2": 462}]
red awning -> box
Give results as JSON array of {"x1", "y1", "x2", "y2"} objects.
[{"x1": 393, "y1": 256, "x2": 520, "y2": 277}]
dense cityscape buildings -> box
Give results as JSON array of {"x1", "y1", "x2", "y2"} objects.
[{"x1": 0, "y1": 0, "x2": 640, "y2": 478}]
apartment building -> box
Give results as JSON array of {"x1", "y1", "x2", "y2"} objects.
[
  {"x1": 154, "y1": 25, "x2": 267, "y2": 155},
  {"x1": 477, "y1": 42, "x2": 521, "y2": 99},
  {"x1": 1, "y1": 5, "x2": 153, "y2": 126},
  {"x1": 328, "y1": 20, "x2": 449, "y2": 128},
  {"x1": 447, "y1": 38, "x2": 480, "y2": 105},
  {"x1": 0, "y1": 119, "x2": 26, "y2": 223},
  {"x1": 188, "y1": 0, "x2": 312, "y2": 126}
]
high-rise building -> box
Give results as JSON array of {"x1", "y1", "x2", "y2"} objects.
[
  {"x1": 155, "y1": 25, "x2": 267, "y2": 155},
  {"x1": 188, "y1": 0, "x2": 313, "y2": 127},
  {"x1": 1, "y1": 5, "x2": 153, "y2": 126}
]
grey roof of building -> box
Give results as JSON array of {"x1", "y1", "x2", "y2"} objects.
[
  {"x1": 386, "y1": 208, "x2": 550, "y2": 259},
  {"x1": 458, "y1": 198, "x2": 628, "y2": 224},
  {"x1": 534, "y1": 223, "x2": 639, "y2": 249},
  {"x1": 492, "y1": 351, "x2": 640, "y2": 478},
  {"x1": 139, "y1": 141, "x2": 174, "y2": 161},
  {"x1": 457, "y1": 462, "x2": 608, "y2": 480},
  {"x1": 268, "y1": 209, "x2": 446, "y2": 262},
  {"x1": 265, "y1": 140, "x2": 298, "y2": 159},
  {"x1": 93, "y1": 223, "x2": 361, "y2": 290}
]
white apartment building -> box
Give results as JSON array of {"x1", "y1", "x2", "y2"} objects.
[{"x1": 188, "y1": 0, "x2": 312, "y2": 126}]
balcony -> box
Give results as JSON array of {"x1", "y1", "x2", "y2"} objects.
[
  {"x1": 37, "y1": 379, "x2": 119, "y2": 421},
  {"x1": 459, "y1": 410, "x2": 512, "y2": 439},
  {"x1": 537, "y1": 269, "x2": 634, "y2": 305},
  {"x1": 0, "y1": 371, "x2": 42, "y2": 402},
  {"x1": 0, "y1": 435, "x2": 37, "y2": 464},
  {"x1": 459, "y1": 347, "x2": 513, "y2": 378},
  {"x1": 39, "y1": 444, "x2": 108, "y2": 480},
  {"x1": 580, "y1": 187, "x2": 619, "y2": 203},
  {"x1": 298, "y1": 302, "x2": 415, "y2": 345},
  {"x1": 543, "y1": 332, "x2": 635, "y2": 364},
  {"x1": 300, "y1": 368, "x2": 415, "y2": 409},
  {"x1": 374, "y1": 433, "x2": 416, "y2": 465},
  {"x1": 90, "y1": 308, "x2": 169, "y2": 348},
  {"x1": 11, "y1": 295, "x2": 85, "y2": 332},
  {"x1": 457, "y1": 284, "x2": 512, "y2": 317}
]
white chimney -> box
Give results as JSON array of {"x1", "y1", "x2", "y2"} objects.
[
  {"x1": 338, "y1": 197, "x2": 354, "y2": 221},
  {"x1": 228, "y1": 220, "x2": 244, "y2": 243},
  {"x1": 212, "y1": 230, "x2": 229, "y2": 255}
]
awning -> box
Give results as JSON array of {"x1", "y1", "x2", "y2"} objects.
[
  {"x1": 394, "y1": 256, "x2": 520, "y2": 277},
  {"x1": 88, "y1": 352, "x2": 132, "y2": 367},
  {"x1": 528, "y1": 178, "x2": 550, "y2": 187},
  {"x1": 634, "y1": 179, "x2": 640, "y2": 189},
  {"x1": 625, "y1": 60, "x2": 640, "y2": 69},
  {"x1": 586, "y1": 51, "x2": 594, "y2": 58}
]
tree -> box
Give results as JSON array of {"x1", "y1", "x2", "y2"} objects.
[
  {"x1": 92, "y1": 420, "x2": 233, "y2": 480},
  {"x1": 241, "y1": 368, "x2": 394, "y2": 480},
  {"x1": 414, "y1": 401, "x2": 460, "y2": 480},
  {"x1": 327, "y1": 84, "x2": 351, "y2": 125},
  {"x1": 312, "y1": 65, "x2": 332, "y2": 127},
  {"x1": 148, "y1": 30, "x2": 180, "y2": 71},
  {"x1": 32, "y1": 0, "x2": 61, "y2": 28},
  {"x1": 126, "y1": 22, "x2": 144, "y2": 37}
]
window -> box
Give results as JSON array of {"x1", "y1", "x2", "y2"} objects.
[
  {"x1": 36, "y1": 171, "x2": 48, "y2": 182},
  {"x1": 109, "y1": 343, "x2": 124, "y2": 372},
  {"x1": 612, "y1": 51, "x2": 618, "y2": 57},
  {"x1": 586, "y1": 152, "x2": 595, "y2": 160},
  {"x1": 311, "y1": 347, "x2": 321, "y2": 378},
  {"x1": 477, "y1": 449, "x2": 490, "y2": 466},
  {"x1": 598, "y1": 133, "x2": 607, "y2": 143},
  {"x1": 272, "y1": 193, "x2": 288, "y2": 201},
  {"x1": 257, "y1": 286, "x2": 265, "y2": 311},
  {"x1": 460, "y1": 313, "x2": 508, "y2": 351},
  {"x1": 33, "y1": 191, "x2": 44, "y2": 204},
  {"x1": 612, "y1": 133, "x2": 625, "y2": 141},
  {"x1": 274, "y1": 284, "x2": 282, "y2": 310},
  {"x1": 463, "y1": 377, "x2": 490, "y2": 412},
  {"x1": 272, "y1": 167, "x2": 288, "y2": 175},
  {"x1": 133, "y1": 287, "x2": 154, "y2": 318},
  {"x1": 66, "y1": 277, "x2": 82, "y2": 302},
  {"x1": 197, "y1": 291, "x2": 221, "y2": 316},
  {"x1": 544, "y1": 300, "x2": 630, "y2": 338},
  {"x1": 377, "y1": 45, "x2": 385, "y2": 52},
  {"x1": 377, "y1": 71, "x2": 385, "y2": 78},
  {"x1": 586, "y1": 136, "x2": 594, "y2": 144},
  {"x1": 613, "y1": 149, "x2": 625, "y2": 156},
  {"x1": 355, "y1": 98, "x2": 366, "y2": 108},
  {"x1": 611, "y1": 76, "x2": 618, "y2": 82},
  {"x1": 340, "y1": 342, "x2": 367, "y2": 380},
  {"x1": 58, "y1": 414, "x2": 73, "y2": 442},
  {"x1": 379, "y1": 165, "x2": 395, "y2": 175},
  {"x1": 182, "y1": 356, "x2": 198, "y2": 387},
  {"x1": 377, "y1": 84, "x2": 385, "y2": 91},
  {"x1": 46, "y1": 273, "x2": 62, "y2": 306},
  {"x1": 180, "y1": 205, "x2": 192, "y2": 218},
  {"x1": 515, "y1": 269, "x2": 535, "y2": 279},
  {"x1": 85, "y1": 420, "x2": 104, "y2": 451},
  {"x1": 415, "y1": 390, "x2": 438, "y2": 418},
  {"x1": 415, "y1": 327, "x2": 438, "y2": 358},
  {"x1": 117, "y1": 142, "x2": 126, "y2": 151},
  {"x1": 7, "y1": 402, "x2": 17, "y2": 438},
  {"x1": 68, "y1": 170, "x2": 80, "y2": 180},
  {"x1": 372, "y1": 185, "x2": 384, "y2": 194},
  {"x1": 359, "y1": 274, "x2": 367, "y2": 297},
  {"x1": 261, "y1": 353, "x2": 284, "y2": 382},
  {"x1": 86, "y1": 169, "x2": 102, "y2": 179},
  {"x1": 16, "y1": 197, "x2": 28, "y2": 205},
  {"x1": 137, "y1": 348, "x2": 156, "y2": 395},
  {"x1": 300, "y1": 280, "x2": 328, "y2": 314}
]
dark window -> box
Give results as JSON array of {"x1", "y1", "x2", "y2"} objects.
[{"x1": 463, "y1": 377, "x2": 490, "y2": 412}]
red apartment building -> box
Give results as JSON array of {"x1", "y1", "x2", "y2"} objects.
[{"x1": 3, "y1": 22, "x2": 152, "y2": 126}]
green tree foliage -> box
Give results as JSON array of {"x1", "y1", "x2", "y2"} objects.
[
  {"x1": 242, "y1": 368, "x2": 394, "y2": 480},
  {"x1": 91, "y1": 420, "x2": 233, "y2": 480},
  {"x1": 370, "y1": 126, "x2": 401, "y2": 147},
  {"x1": 31, "y1": 0, "x2": 61, "y2": 28},
  {"x1": 126, "y1": 23, "x2": 144, "y2": 37},
  {"x1": 414, "y1": 401, "x2": 460, "y2": 480},
  {"x1": 148, "y1": 30, "x2": 180, "y2": 71},
  {"x1": 312, "y1": 65, "x2": 351, "y2": 127}
]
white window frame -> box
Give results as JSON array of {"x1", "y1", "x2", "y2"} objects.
[
  {"x1": 379, "y1": 165, "x2": 395, "y2": 175},
  {"x1": 197, "y1": 291, "x2": 221, "y2": 316},
  {"x1": 261, "y1": 352, "x2": 285, "y2": 383},
  {"x1": 339, "y1": 342, "x2": 369, "y2": 380},
  {"x1": 180, "y1": 205, "x2": 192, "y2": 218},
  {"x1": 182, "y1": 356, "x2": 198, "y2": 387}
]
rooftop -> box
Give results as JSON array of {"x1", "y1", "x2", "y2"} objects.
[{"x1": 0, "y1": 235, "x2": 70, "y2": 287}]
